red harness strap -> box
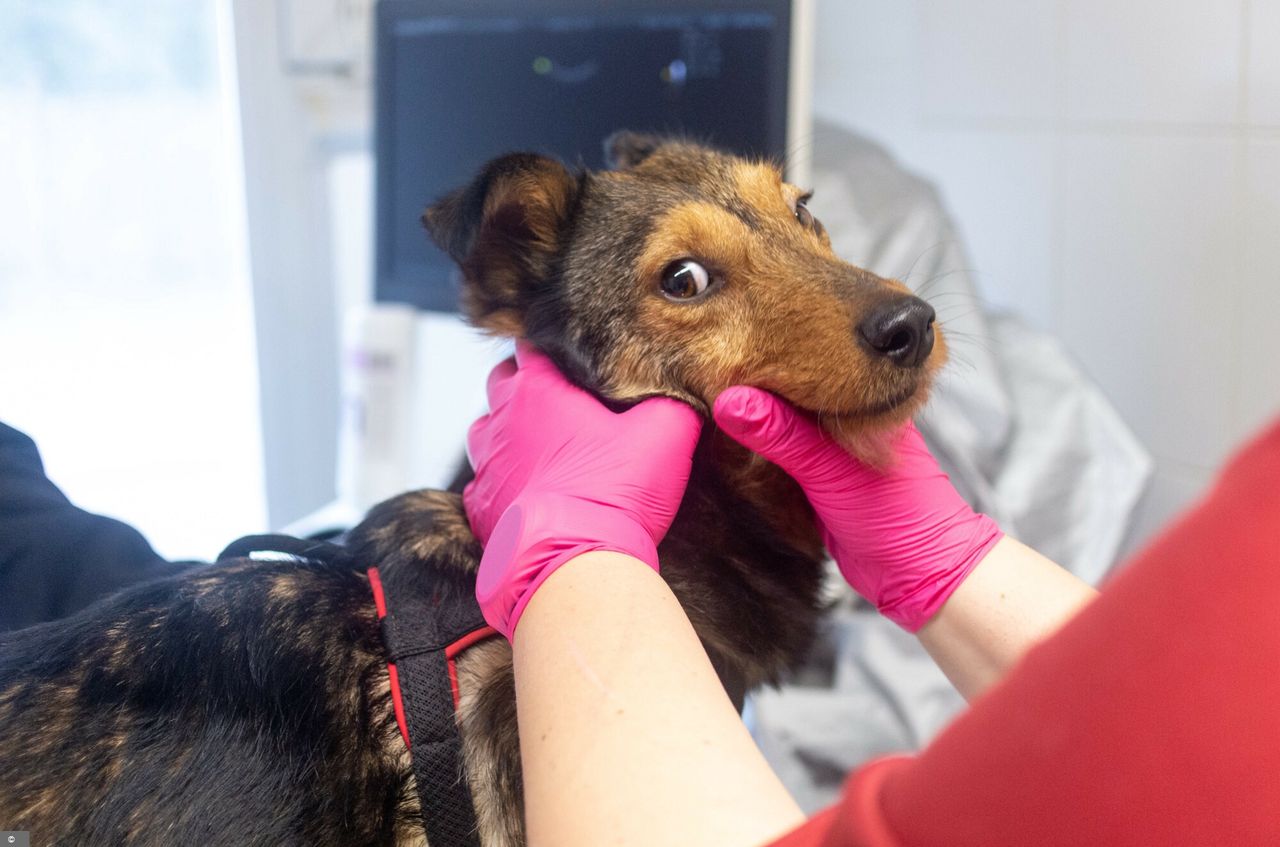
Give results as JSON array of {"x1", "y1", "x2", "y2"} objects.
[
  {"x1": 367, "y1": 565, "x2": 496, "y2": 847},
  {"x1": 366, "y1": 566, "x2": 497, "y2": 747},
  {"x1": 215, "y1": 535, "x2": 492, "y2": 847},
  {"x1": 366, "y1": 567, "x2": 411, "y2": 747}
]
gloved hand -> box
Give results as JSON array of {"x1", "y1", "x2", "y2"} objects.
[
  {"x1": 464, "y1": 343, "x2": 703, "y2": 638},
  {"x1": 713, "y1": 386, "x2": 1003, "y2": 632}
]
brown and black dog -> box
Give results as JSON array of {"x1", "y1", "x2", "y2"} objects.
[{"x1": 0, "y1": 132, "x2": 944, "y2": 845}]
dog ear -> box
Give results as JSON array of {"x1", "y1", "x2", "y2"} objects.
[
  {"x1": 422, "y1": 153, "x2": 578, "y2": 336},
  {"x1": 604, "y1": 130, "x2": 665, "y2": 170}
]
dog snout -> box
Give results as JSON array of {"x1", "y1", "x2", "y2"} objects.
[{"x1": 857, "y1": 297, "x2": 936, "y2": 368}]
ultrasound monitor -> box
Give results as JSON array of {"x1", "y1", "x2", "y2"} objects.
[{"x1": 374, "y1": 0, "x2": 795, "y2": 312}]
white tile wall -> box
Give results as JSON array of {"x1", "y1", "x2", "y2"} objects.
[
  {"x1": 912, "y1": 129, "x2": 1057, "y2": 329},
  {"x1": 1063, "y1": 0, "x2": 1241, "y2": 125},
  {"x1": 1238, "y1": 139, "x2": 1280, "y2": 439},
  {"x1": 810, "y1": 0, "x2": 919, "y2": 147},
  {"x1": 1058, "y1": 135, "x2": 1240, "y2": 469},
  {"x1": 814, "y1": 0, "x2": 1277, "y2": 555},
  {"x1": 920, "y1": 0, "x2": 1059, "y2": 121},
  {"x1": 1120, "y1": 460, "x2": 1217, "y2": 562},
  {"x1": 1249, "y1": 0, "x2": 1280, "y2": 125}
]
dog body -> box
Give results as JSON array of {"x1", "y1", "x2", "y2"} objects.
[{"x1": 0, "y1": 134, "x2": 943, "y2": 845}]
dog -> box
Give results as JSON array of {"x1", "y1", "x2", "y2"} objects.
[{"x1": 0, "y1": 132, "x2": 945, "y2": 845}]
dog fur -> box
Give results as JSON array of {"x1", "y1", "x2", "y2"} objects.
[{"x1": 0, "y1": 133, "x2": 944, "y2": 845}]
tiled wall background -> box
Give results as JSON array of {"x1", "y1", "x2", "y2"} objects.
[{"x1": 812, "y1": 0, "x2": 1280, "y2": 554}]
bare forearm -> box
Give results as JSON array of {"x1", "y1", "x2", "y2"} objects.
[
  {"x1": 512, "y1": 551, "x2": 805, "y2": 847},
  {"x1": 917, "y1": 536, "x2": 1098, "y2": 700}
]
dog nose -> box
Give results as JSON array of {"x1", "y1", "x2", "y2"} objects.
[{"x1": 858, "y1": 297, "x2": 936, "y2": 367}]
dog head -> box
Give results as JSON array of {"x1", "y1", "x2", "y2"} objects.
[{"x1": 422, "y1": 132, "x2": 946, "y2": 447}]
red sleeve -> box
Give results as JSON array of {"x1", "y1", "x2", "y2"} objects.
[
  {"x1": 771, "y1": 416, "x2": 1280, "y2": 847},
  {"x1": 770, "y1": 757, "x2": 915, "y2": 847}
]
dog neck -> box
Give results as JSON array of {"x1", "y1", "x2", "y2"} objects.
[
  {"x1": 654, "y1": 427, "x2": 828, "y2": 689},
  {"x1": 706, "y1": 430, "x2": 824, "y2": 558}
]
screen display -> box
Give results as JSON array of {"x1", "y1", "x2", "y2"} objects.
[{"x1": 375, "y1": 1, "x2": 791, "y2": 311}]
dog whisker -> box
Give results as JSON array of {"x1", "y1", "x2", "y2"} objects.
[
  {"x1": 913, "y1": 266, "x2": 982, "y2": 297},
  {"x1": 898, "y1": 241, "x2": 955, "y2": 288},
  {"x1": 935, "y1": 306, "x2": 985, "y2": 324}
]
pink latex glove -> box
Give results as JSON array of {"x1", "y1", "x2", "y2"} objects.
[
  {"x1": 713, "y1": 386, "x2": 1003, "y2": 632},
  {"x1": 464, "y1": 344, "x2": 703, "y2": 638}
]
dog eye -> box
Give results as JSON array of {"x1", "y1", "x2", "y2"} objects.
[
  {"x1": 795, "y1": 199, "x2": 815, "y2": 229},
  {"x1": 660, "y1": 259, "x2": 710, "y2": 300}
]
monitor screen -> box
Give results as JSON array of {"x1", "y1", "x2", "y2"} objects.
[{"x1": 375, "y1": 0, "x2": 792, "y2": 312}]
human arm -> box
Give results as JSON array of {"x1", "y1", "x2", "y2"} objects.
[
  {"x1": 464, "y1": 348, "x2": 1108, "y2": 846},
  {"x1": 712, "y1": 387, "x2": 1096, "y2": 699},
  {"x1": 466, "y1": 347, "x2": 1279, "y2": 846},
  {"x1": 464, "y1": 348, "x2": 802, "y2": 845},
  {"x1": 514, "y1": 550, "x2": 804, "y2": 847},
  {"x1": 510, "y1": 537, "x2": 1096, "y2": 846},
  {"x1": 916, "y1": 535, "x2": 1096, "y2": 699},
  {"x1": 773, "y1": 417, "x2": 1280, "y2": 847}
]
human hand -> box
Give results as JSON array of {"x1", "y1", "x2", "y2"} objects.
[
  {"x1": 713, "y1": 386, "x2": 1002, "y2": 632},
  {"x1": 465, "y1": 343, "x2": 703, "y2": 638}
]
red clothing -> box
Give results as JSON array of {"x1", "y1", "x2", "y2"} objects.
[{"x1": 774, "y1": 418, "x2": 1280, "y2": 847}]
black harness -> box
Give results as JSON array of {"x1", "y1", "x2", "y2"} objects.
[{"x1": 218, "y1": 535, "x2": 497, "y2": 847}]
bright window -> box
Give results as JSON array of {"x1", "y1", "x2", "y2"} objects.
[{"x1": 0, "y1": 1, "x2": 266, "y2": 559}]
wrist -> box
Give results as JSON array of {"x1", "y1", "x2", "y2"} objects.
[
  {"x1": 868, "y1": 513, "x2": 1005, "y2": 632},
  {"x1": 915, "y1": 536, "x2": 1097, "y2": 699},
  {"x1": 476, "y1": 494, "x2": 659, "y2": 638}
]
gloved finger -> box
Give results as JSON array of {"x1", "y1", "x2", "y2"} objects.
[
  {"x1": 514, "y1": 339, "x2": 551, "y2": 371},
  {"x1": 626, "y1": 395, "x2": 704, "y2": 454},
  {"x1": 460, "y1": 478, "x2": 491, "y2": 544},
  {"x1": 882, "y1": 420, "x2": 948, "y2": 480},
  {"x1": 484, "y1": 356, "x2": 519, "y2": 408},
  {"x1": 712, "y1": 386, "x2": 836, "y2": 482},
  {"x1": 514, "y1": 340, "x2": 590, "y2": 393},
  {"x1": 464, "y1": 412, "x2": 492, "y2": 471}
]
